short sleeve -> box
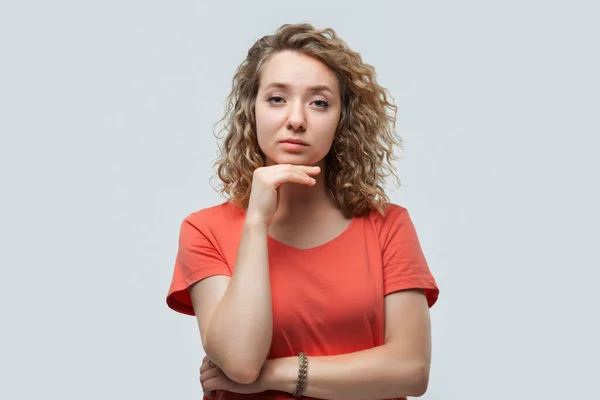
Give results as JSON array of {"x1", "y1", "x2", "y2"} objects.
[
  {"x1": 381, "y1": 208, "x2": 439, "y2": 308},
  {"x1": 166, "y1": 214, "x2": 232, "y2": 316}
]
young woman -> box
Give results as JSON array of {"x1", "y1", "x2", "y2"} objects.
[{"x1": 167, "y1": 23, "x2": 440, "y2": 400}]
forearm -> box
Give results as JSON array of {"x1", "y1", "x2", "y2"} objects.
[
  {"x1": 206, "y1": 220, "x2": 273, "y2": 382},
  {"x1": 262, "y1": 345, "x2": 429, "y2": 400}
]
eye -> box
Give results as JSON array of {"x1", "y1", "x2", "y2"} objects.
[
  {"x1": 312, "y1": 99, "x2": 329, "y2": 108},
  {"x1": 267, "y1": 95, "x2": 285, "y2": 104}
]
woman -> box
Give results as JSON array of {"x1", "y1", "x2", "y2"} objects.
[{"x1": 166, "y1": 23, "x2": 439, "y2": 400}]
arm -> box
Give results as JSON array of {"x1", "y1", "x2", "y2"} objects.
[
  {"x1": 190, "y1": 165, "x2": 322, "y2": 384},
  {"x1": 190, "y1": 219, "x2": 272, "y2": 384},
  {"x1": 261, "y1": 289, "x2": 432, "y2": 399}
]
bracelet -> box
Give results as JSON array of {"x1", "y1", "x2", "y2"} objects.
[{"x1": 292, "y1": 351, "x2": 308, "y2": 398}]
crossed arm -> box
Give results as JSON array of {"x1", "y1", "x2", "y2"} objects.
[
  {"x1": 190, "y1": 219, "x2": 433, "y2": 398},
  {"x1": 200, "y1": 288, "x2": 432, "y2": 399},
  {"x1": 261, "y1": 289, "x2": 431, "y2": 399}
]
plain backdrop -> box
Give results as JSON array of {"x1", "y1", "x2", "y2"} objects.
[{"x1": 1, "y1": 1, "x2": 599, "y2": 399}]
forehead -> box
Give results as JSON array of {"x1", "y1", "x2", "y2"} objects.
[{"x1": 259, "y1": 51, "x2": 339, "y2": 93}]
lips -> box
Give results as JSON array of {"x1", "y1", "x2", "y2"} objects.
[
  {"x1": 279, "y1": 138, "x2": 309, "y2": 152},
  {"x1": 280, "y1": 138, "x2": 308, "y2": 146}
]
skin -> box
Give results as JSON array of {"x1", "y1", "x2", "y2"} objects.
[
  {"x1": 253, "y1": 50, "x2": 352, "y2": 247},
  {"x1": 195, "y1": 51, "x2": 433, "y2": 399},
  {"x1": 255, "y1": 50, "x2": 341, "y2": 172},
  {"x1": 191, "y1": 50, "x2": 353, "y2": 388}
]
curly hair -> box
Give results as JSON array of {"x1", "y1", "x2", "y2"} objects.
[{"x1": 211, "y1": 23, "x2": 402, "y2": 217}]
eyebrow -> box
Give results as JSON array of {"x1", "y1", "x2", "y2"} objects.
[{"x1": 263, "y1": 82, "x2": 336, "y2": 96}]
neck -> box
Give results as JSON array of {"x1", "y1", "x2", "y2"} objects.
[{"x1": 273, "y1": 164, "x2": 334, "y2": 221}]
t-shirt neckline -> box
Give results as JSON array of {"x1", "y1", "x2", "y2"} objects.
[
  {"x1": 267, "y1": 216, "x2": 358, "y2": 252},
  {"x1": 225, "y1": 200, "x2": 359, "y2": 252}
]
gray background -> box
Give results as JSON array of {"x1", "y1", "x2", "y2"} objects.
[{"x1": 1, "y1": 0, "x2": 599, "y2": 399}]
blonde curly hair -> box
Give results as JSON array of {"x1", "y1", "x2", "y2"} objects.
[{"x1": 211, "y1": 23, "x2": 402, "y2": 217}]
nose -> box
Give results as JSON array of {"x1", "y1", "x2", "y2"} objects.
[{"x1": 286, "y1": 102, "x2": 306, "y2": 132}]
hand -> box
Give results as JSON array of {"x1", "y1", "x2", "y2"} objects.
[
  {"x1": 246, "y1": 164, "x2": 321, "y2": 227},
  {"x1": 199, "y1": 356, "x2": 267, "y2": 398},
  {"x1": 199, "y1": 356, "x2": 217, "y2": 399}
]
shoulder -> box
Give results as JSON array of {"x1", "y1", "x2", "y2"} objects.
[
  {"x1": 367, "y1": 202, "x2": 408, "y2": 232},
  {"x1": 182, "y1": 201, "x2": 245, "y2": 235}
]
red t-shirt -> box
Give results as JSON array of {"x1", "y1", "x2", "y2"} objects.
[{"x1": 167, "y1": 201, "x2": 439, "y2": 400}]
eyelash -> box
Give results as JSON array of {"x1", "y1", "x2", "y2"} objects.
[{"x1": 266, "y1": 95, "x2": 330, "y2": 108}]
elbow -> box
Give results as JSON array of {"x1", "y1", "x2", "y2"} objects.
[
  {"x1": 221, "y1": 363, "x2": 261, "y2": 384},
  {"x1": 230, "y1": 369, "x2": 261, "y2": 385},
  {"x1": 408, "y1": 363, "x2": 430, "y2": 397},
  {"x1": 204, "y1": 346, "x2": 262, "y2": 384},
  {"x1": 203, "y1": 349, "x2": 262, "y2": 384},
  {"x1": 204, "y1": 354, "x2": 261, "y2": 384},
  {"x1": 203, "y1": 336, "x2": 266, "y2": 384}
]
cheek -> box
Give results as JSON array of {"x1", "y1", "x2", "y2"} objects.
[
  {"x1": 314, "y1": 114, "x2": 339, "y2": 142},
  {"x1": 255, "y1": 108, "x2": 282, "y2": 154},
  {"x1": 256, "y1": 107, "x2": 284, "y2": 138}
]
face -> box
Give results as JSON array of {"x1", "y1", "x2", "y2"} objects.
[{"x1": 255, "y1": 51, "x2": 341, "y2": 167}]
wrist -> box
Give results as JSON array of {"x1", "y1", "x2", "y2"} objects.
[
  {"x1": 244, "y1": 214, "x2": 270, "y2": 231},
  {"x1": 259, "y1": 357, "x2": 298, "y2": 394}
]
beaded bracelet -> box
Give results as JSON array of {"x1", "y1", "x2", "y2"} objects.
[{"x1": 293, "y1": 352, "x2": 308, "y2": 397}]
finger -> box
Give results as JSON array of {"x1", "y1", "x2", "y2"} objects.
[
  {"x1": 202, "y1": 375, "x2": 223, "y2": 394},
  {"x1": 200, "y1": 356, "x2": 215, "y2": 374},
  {"x1": 200, "y1": 362, "x2": 210, "y2": 374},
  {"x1": 200, "y1": 360, "x2": 217, "y2": 374},
  {"x1": 200, "y1": 367, "x2": 219, "y2": 384},
  {"x1": 296, "y1": 165, "x2": 321, "y2": 175},
  {"x1": 282, "y1": 165, "x2": 320, "y2": 176},
  {"x1": 275, "y1": 170, "x2": 316, "y2": 186}
]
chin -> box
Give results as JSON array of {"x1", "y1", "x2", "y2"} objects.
[{"x1": 267, "y1": 152, "x2": 321, "y2": 166}]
